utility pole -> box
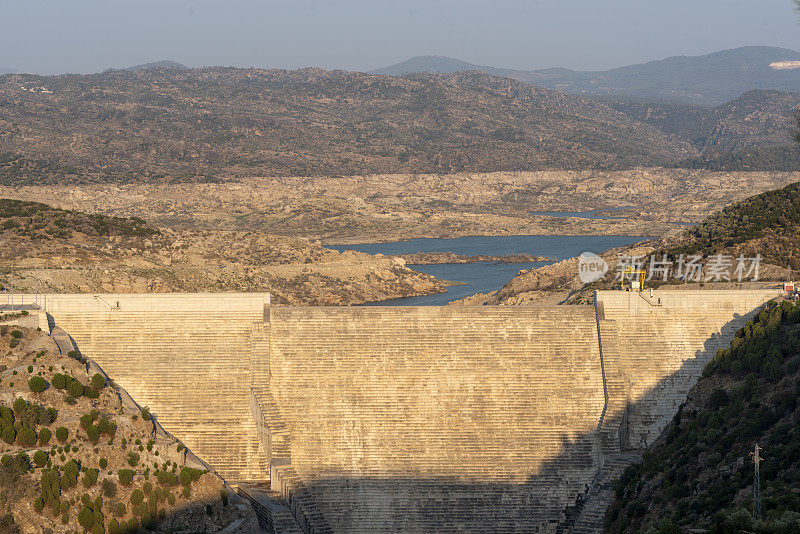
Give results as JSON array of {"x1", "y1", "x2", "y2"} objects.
[{"x1": 750, "y1": 444, "x2": 763, "y2": 520}]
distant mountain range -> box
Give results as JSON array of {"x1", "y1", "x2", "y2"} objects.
[
  {"x1": 0, "y1": 68, "x2": 18, "y2": 75},
  {"x1": 123, "y1": 60, "x2": 189, "y2": 71},
  {"x1": 372, "y1": 46, "x2": 800, "y2": 106},
  {"x1": 0, "y1": 67, "x2": 798, "y2": 182}
]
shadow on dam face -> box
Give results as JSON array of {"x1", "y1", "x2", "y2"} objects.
[{"x1": 1, "y1": 290, "x2": 782, "y2": 533}]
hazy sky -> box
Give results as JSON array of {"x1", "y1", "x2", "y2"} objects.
[{"x1": 2, "y1": 0, "x2": 799, "y2": 74}]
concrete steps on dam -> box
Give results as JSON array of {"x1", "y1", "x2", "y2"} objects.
[{"x1": 267, "y1": 306, "x2": 606, "y2": 533}]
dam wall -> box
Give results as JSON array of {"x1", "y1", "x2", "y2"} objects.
[{"x1": 2, "y1": 289, "x2": 782, "y2": 532}]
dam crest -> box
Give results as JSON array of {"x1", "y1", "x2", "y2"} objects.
[{"x1": 5, "y1": 289, "x2": 781, "y2": 533}]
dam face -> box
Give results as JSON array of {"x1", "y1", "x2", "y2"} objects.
[{"x1": 12, "y1": 289, "x2": 780, "y2": 533}]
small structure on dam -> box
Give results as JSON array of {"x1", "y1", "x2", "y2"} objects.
[{"x1": 1, "y1": 289, "x2": 782, "y2": 533}]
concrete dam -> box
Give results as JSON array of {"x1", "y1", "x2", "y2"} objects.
[{"x1": 10, "y1": 289, "x2": 780, "y2": 533}]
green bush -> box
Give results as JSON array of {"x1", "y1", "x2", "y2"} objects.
[
  {"x1": 77, "y1": 506, "x2": 94, "y2": 530},
  {"x1": 2, "y1": 426, "x2": 15, "y2": 444},
  {"x1": 82, "y1": 468, "x2": 98, "y2": 488},
  {"x1": 17, "y1": 425, "x2": 37, "y2": 447},
  {"x1": 108, "y1": 518, "x2": 119, "y2": 534},
  {"x1": 141, "y1": 407, "x2": 151, "y2": 421},
  {"x1": 80, "y1": 413, "x2": 94, "y2": 430},
  {"x1": 113, "y1": 502, "x2": 126, "y2": 517},
  {"x1": 60, "y1": 513, "x2": 69, "y2": 525},
  {"x1": 28, "y1": 376, "x2": 47, "y2": 393},
  {"x1": 38, "y1": 427, "x2": 51, "y2": 445},
  {"x1": 101, "y1": 478, "x2": 116, "y2": 498},
  {"x1": 91, "y1": 373, "x2": 106, "y2": 390},
  {"x1": 64, "y1": 460, "x2": 79, "y2": 479},
  {"x1": 143, "y1": 481, "x2": 152, "y2": 495},
  {"x1": 33, "y1": 497, "x2": 44, "y2": 513},
  {"x1": 33, "y1": 450, "x2": 48, "y2": 467},
  {"x1": 85, "y1": 387, "x2": 100, "y2": 399},
  {"x1": 127, "y1": 517, "x2": 138, "y2": 531},
  {"x1": 130, "y1": 489, "x2": 144, "y2": 506},
  {"x1": 182, "y1": 486, "x2": 190, "y2": 498},
  {"x1": 51, "y1": 373, "x2": 66, "y2": 389},
  {"x1": 10, "y1": 330, "x2": 22, "y2": 339},
  {"x1": 55, "y1": 427, "x2": 68, "y2": 442},
  {"x1": 86, "y1": 424, "x2": 100, "y2": 443},
  {"x1": 167, "y1": 492, "x2": 176, "y2": 506},
  {"x1": 118, "y1": 469, "x2": 133, "y2": 486},
  {"x1": 67, "y1": 380, "x2": 84, "y2": 398},
  {"x1": 127, "y1": 452, "x2": 139, "y2": 467},
  {"x1": 12, "y1": 398, "x2": 26, "y2": 413},
  {"x1": 99, "y1": 457, "x2": 108, "y2": 469}
]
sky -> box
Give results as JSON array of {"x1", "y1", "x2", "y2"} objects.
[{"x1": 1, "y1": 0, "x2": 799, "y2": 74}]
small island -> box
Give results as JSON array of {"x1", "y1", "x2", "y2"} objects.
[{"x1": 395, "y1": 252, "x2": 553, "y2": 265}]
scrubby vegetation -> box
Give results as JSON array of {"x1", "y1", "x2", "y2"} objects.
[
  {"x1": 659, "y1": 180, "x2": 800, "y2": 269},
  {"x1": 606, "y1": 299, "x2": 800, "y2": 533},
  {"x1": 0, "y1": 326, "x2": 254, "y2": 532},
  {"x1": 0, "y1": 199, "x2": 158, "y2": 240}
]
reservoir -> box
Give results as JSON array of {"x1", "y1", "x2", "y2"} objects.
[{"x1": 327, "y1": 235, "x2": 651, "y2": 305}]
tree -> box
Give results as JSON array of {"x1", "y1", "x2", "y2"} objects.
[{"x1": 28, "y1": 376, "x2": 47, "y2": 393}]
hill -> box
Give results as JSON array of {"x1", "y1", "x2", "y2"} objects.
[
  {"x1": 605, "y1": 299, "x2": 800, "y2": 533},
  {"x1": 374, "y1": 46, "x2": 800, "y2": 106},
  {"x1": 607, "y1": 90, "x2": 800, "y2": 171},
  {"x1": 0, "y1": 68, "x2": 698, "y2": 181},
  {"x1": 122, "y1": 61, "x2": 189, "y2": 72},
  {"x1": 0, "y1": 198, "x2": 444, "y2": 305},
  {"x1": 0, "y1": 323, "x2": 257, "y2": 533}
]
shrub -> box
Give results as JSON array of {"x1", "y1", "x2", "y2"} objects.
[
  {"x1": 60, "y1": 513, "x2": 69, "y2": 525},
  {"x1": 10, "y1": 330, "x2": 22, "y2": 339},
  {"x1": 143, "y1": 481, "x2": 152, "y2": 495},
  {"x1": 55, "y1": 427, "x2": 68, "y2": 442},
  {"x1": 220, "y1": 489, "x2": 229, "y2": 507},
  {"x1": 179, "y1": 467, "x2": 194, "y2": 487},
  {"x1": 113, "y1": 502, "x2": 126, "y2": 517},
  {"x1": 127, "y1": 452, "x2": 139, "y2": 467},
  {"x1": 86, "y1": 425, "x2": 100, "y2": 443},
  {"x1": 99, "y1": 457, "x2": 108, "y2": 469},
  {"x1": 12, "y1": 398, "x2": 26, "y2": 413},
  {"x1": 28, "y1": 376, "x2": 47, "y2": 393},
  {"x1": 33, "y1": 450, "x2": 48, "y2": 467},
  {"x1": 82, "y1": 468, "x2": 98, "y2": 488},
  {"x1": 84, "y1": 387, "x2": 100, "y2": 399},
  {"x1": 64, "y1": 460, "x2": 79, "y2": 479},
  {"x1": 127, "y1": 518, "x2": 139, "y2": 531},
  {"x1": 2, "y1": 426, "x2": 15, "y2": 444},
  {"x1": 38, "y1": 427, "x2": 51, "y2": 445},
  {"x1": 118, "y1": 469, "x2": 133, "y2": 486},
  {"x1": 77, "y1": 506, "x2": 94, "y2": 530},
  {"x1": 33, "y1": 497, "x2": 44, "y2": 513},
  {"x1": 182, "y1": 486, "x2": 190, "y2": 498},
  {"x1": 101, "y1": 478, "x2": 116, "y2": 498},
  {"x1": 51, "y1": 373, "x2": 66, "y2": 389},
  {"x1": 141, "y1": 407, "x2": 151, "y2": 421},
  {"x1": 91, "y1": 524, "x2": 103, "y2": 534},
  {"x1": 17, "y1": 426, "x2": 37, "y2": 447},
  {"x1": 91, "y1": 373, "x2": 106, "y2": 390},
  {"x1": 80, "y1": 413, "x2": 94, "y2": 430},
  {"x1": 167, "y1": 492, "x2": 175, "y2": 506},
  {"x1": 68, "y1": 380, "x2": 84, "y2": 398},
  {"x1": 130, "y1": 489, "x2": 144, "y2": 506},
  {"x1": 108, "y1": 518, "x2": 119, "y2": 534}
]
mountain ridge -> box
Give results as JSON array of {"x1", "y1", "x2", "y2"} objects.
[{"x1": 372, "y1": 46, "x2": 800, "y2": 105}]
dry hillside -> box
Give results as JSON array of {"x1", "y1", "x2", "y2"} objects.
[{"x1": 0, "y1": 321, "x2": 257, "y2": 533}]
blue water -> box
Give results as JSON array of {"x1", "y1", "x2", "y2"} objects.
[
  {"x1": 530, "y1": 207, "x2": 631, "y2": 220},
  {"x1": 327, "y1": 235, "x2": 651, "y2": 305}
]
